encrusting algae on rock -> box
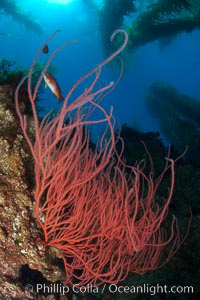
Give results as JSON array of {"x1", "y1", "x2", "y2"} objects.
[{"x1": 0, "y1": 84, "x2": 66, "y2": 299}]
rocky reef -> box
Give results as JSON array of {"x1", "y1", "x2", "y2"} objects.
[{"x1": 0, "y1": 84, "x2": 65, "y2": 299}]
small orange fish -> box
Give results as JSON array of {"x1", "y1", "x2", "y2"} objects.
[
  {"x1": 44, "y1": 72, "x2": 64, "y2": 102},
  {"x1": 42, "y1": 44, "x2": 49, "y2": 54}
]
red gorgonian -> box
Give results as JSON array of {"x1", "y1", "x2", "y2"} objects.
[{"x1": 15, "y1": 30, "x2": 190, "y2": 286}]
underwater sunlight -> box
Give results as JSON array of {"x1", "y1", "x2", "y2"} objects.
[{"x1": 44, "y1": 0, "x2": 76, "y2": 5}]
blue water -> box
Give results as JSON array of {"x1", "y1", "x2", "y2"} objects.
[{"x1": 1, "y1": 0, "x2": 200, "y2": 141}]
